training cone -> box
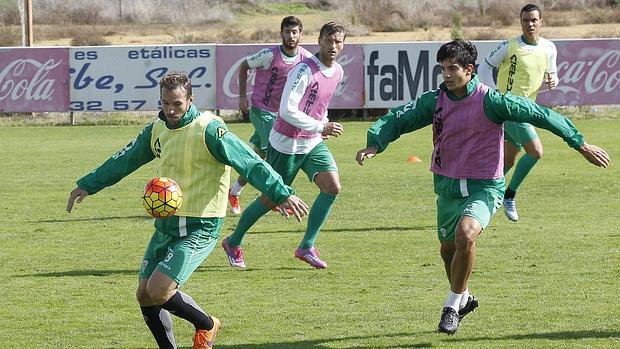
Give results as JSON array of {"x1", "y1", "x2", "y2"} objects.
[{"x1": 407, "y1": 155, "x2": 422, "y2": 163}]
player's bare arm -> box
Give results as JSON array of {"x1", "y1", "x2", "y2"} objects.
[
  {"x1": 238, "y1": 60, "x2": 251, "y2": 114},
  {"x1": 66, "y1": 187, "x2": 89, "y2": 213},
  {"x1": 578, "y1": 142, "x2": 610, "y2": 168},
  {"x1": 355, "y1": 146, "x2": 378, "y2": 165}
]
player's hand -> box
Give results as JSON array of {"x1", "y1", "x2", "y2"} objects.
[
  {"x1": 322, "y1": 122, "x2": 343, "y2": 137},
  {"x1": 578, "y1": 142, "x2": 610, "y2": 168},
  {"x1": 545, "y1": 73, "x2": 557, "y2": 90},
  {"x1": 239, "y1": 98, "x2": 249, "y2": 114},
  {"x1": 67, "y1": 187, "x2": 89, "y2": 213},
  {"x1": 279, "y1": 195, "x2": 309, "y2": 222},
  {"x1": 356, "y1": 146, "x2": 378, "y2": 165}
]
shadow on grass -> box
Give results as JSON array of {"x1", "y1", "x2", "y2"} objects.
[
  {"x1": 18, "y1": 265, "x2": 239, "y2": 277},
  {"x1": 35, "y1": 215, "x2": 150, "y2": 223},
  {"x1": 17, "y1": 269, "x2": 138, "y2": 277},
  {"x1": 170, "y1": 329, "x2": 619, "y2": 349},
  {"x1": 172, "y1": 331, "x2": 433, "y2": 349},
  {"x1": 244, "y1": 225, "x2": 435, "y2": 235},
  {"x1": 449, "y1": 330, "x2": 620, "y2": 343}
]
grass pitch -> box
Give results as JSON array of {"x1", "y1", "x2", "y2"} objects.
[{"x1": 1, "y1": 119, "x2": 618, "y2": 348}]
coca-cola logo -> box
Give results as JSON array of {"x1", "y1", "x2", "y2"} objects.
[
  {"x1": 541, "y1": 49, "x2": 620, "y2": 96},
  {"x1": 0, "y1": 58, "x2": 63, "y2": 101}
]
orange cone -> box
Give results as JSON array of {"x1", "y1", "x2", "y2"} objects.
[{"x1": 407, "y1": 155, "x2": 422, "y2": 163}]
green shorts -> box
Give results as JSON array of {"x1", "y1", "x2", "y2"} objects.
[
  {"x1": 139, "y1": 216, "x2": 223, "y2": 286},
  {"x1": 248, "y1": 107, "x2": 277, "y2": 156},
  {"x1": 266, "y1": 141, "x2": 338, "y2": 184},
  {"x1": 434, "y1": 175, "x2": 504, "y2": 241},
  {"x1": 504, "y1": 121, "x2": 539, "y2": 150}
]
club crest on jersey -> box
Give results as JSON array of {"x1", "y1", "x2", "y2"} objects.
[{"x1": 154, "y1": 138, "x2": 161, "y2": 158}]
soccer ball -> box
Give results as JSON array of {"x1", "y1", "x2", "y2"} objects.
[{"x1": 142, "y1": 177, "x2": 183, "y2": 218}]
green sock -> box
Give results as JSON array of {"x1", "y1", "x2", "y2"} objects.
[
  {"x1": 300, "y1": 192, "x2": 337, "y2": 249},
  {"x1": 227, "y1": 197, "x2": 270, "y2": 247},
  {"x1": 507, "y1": 153, "x2": 539, "y2": 192}
]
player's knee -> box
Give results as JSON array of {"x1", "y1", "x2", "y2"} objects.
[
  {"x1": 532, "y1": 148, "x2": 543, "y2": 159},
  {"x1": 146, "y1": 283, "x2": 174, "y2": 305},
  {"x1": 455, "y1": 227, "x2": 477, "y2": 250},
  {"x1": 324, "y1": 182, "x2": 341, "y2": 195}
]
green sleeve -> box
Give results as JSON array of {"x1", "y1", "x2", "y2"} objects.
[
  {"x1": 484, "y1": 90, "x2": 584, "y2": 149},
  {"x1": 367, "y1": 90, "x2": 437, "y2": 153},
  {"x1": 76, "y1": 124, "x2": 156, "y2": 194},
  {"x1": 204, "y1": 119, "x2": 294, "y2": 204}
]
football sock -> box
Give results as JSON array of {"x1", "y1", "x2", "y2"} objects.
[
  {"x1": 161, "y1": 291, "x2": 213, "y2": 331},
  {"x1": 227, "y1": 198, "x2": 270, "y2": 247},
  {"x1": 459, "y1": 288, "x2": 470, "y2": 309},
  {"x1": 504, "y1": 187, "x2": 516, "y2": 200},
  {"x1": 444, "y1": 290, "x2": 463, "y2": 312},
  {"x1": 230, "y1": 179, "x2": 245, "y2": 196},
  {"x1": 141, "y1": 305, "x2": 177, "y2": 349},
  {"x1": 300, "y1": 192, "x2": 337, "y2": 249},
  {"x1": 507, "y1": 153, "x2": 538, "y2": 193}
]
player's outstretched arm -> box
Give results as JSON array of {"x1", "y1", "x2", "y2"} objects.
[
  {"x1": 355, "y1": 146, "x2": 378, "y2": 166},
  {"x1": 278, "y1": 195, "x2": 309, "y2": 222},
  {"x1": 578, "y1": 142, "x2": 610, "y2": 168},
  {"x1": 66, "y1": 187, "x2": 89, "y2": 213}
]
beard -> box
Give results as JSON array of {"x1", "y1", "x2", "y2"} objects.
[{"x1": 282, "y1": 39, "x2": 299, "y2": 50}]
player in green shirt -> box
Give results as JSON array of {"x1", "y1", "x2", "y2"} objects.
[
  {"x1": 356, "y1": 39, "x2": 609, "y2": 335},
  {"x1": 66, "y1": 72, "x2": 308, "y2": 349}
]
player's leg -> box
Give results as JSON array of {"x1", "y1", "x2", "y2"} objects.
[
  {"x1": 149, "y1": 217, "x2": 223, "y2": 348},
  {"x1": 504, "y1": 123, "x2": 540, "y2": 221},
  {"x1": 296, "y1": 143, "x2": 340, "y2": 268},
  {"x1": 138, "y1": 230, "x2": 177, "y2": 348},
  {"x1": 436, "y1": 194, "x2": 463, "y2": 334},
  {"x1": 436, "y1": 181, "x2": 502, "y2": 334},
  {"x1": 223, "y1": 148, "x2": 300, "y2": 266},
  {"x1": 228, "y1": 108, "x2": 274, "y2": 214}
]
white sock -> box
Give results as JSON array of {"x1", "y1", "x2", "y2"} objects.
[
  {"x1": 444, "y1": 290, "x2": 463, "y2": 312},
  {"x1": 459, "y1": 288, "x2": 470, "y2": 309},
  {"x1": 230, "y1": 180, "x2": 244, "y2": 196}
]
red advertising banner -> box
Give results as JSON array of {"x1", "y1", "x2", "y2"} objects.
[
  {"x1": 0, "y1": 47, "x2": 70, "y2": 112},
  {"x1": 215, "y1": 43, "x2": 365, "y2": 110},
  {"x1": 537, "y1": 39, "x2": 620, "y2": 106}
]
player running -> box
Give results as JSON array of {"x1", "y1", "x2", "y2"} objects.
[{"x1": 356, "y1": 39, "x2": 609, "y2": 335}]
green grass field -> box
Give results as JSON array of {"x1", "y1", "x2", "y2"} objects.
[{"x1": 1, "y1": 119, "x2": 618, "y2": 348}]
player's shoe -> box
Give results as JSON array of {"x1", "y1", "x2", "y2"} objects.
[
  {"x1": 228, "y1": 190, "x2": 241, "y2": 215},
  {"x1": 503, "y1": 198, "x2": 519, "y2": 221},
  {"x1": 295, "y1": 247, "x2": 327, "y2": 269},
  {"x1": 437, "y1": 307, "x2": 459, "y2": 335},
  {"x1": 458, "y1": 295, "x2": 478, "y2": 321},
  {"x1": 221, "y1": 237, "x2": 246, "y2": 268},
  {"x1": 192, "y1": 315, "x2": 221, "y2": 349}
]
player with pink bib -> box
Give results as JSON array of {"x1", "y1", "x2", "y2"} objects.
[
  {"x1": 222, "y1": 22, "x2": 346, "y2": 269},
  {"x1": 356, "y1": 39, "x2": 609, "y2": 335},
  {"x1": 228, "y1": 16, "x2": 312, "y2": 215}
]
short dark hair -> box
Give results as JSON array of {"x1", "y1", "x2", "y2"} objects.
[
  {"x1": 520, "y1": 3, "x2": 542, "y2": 18},
  {"x1": 159, "y1": 72, "x2": 192, "y2": 98},
  {"x1": 436, "y1": 39, "x2": 478, "y2": 67},
  {"x1": 319, "y1": 21, "x2": 346, "y2": 41},
  {"x1": 281, "y1": 16, "x2": 303, "y2": 32}
]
